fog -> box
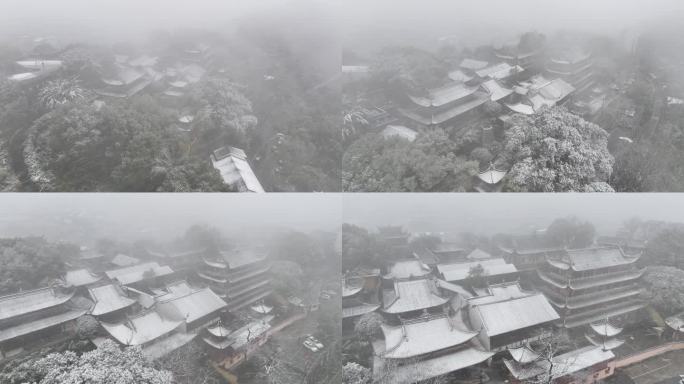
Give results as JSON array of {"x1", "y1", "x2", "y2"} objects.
[
  {"x1": 0, "y1": 0, "x2": 335, "y2": 43},
  {"x1": 0, "y1": 193, "x2": 342, "y2": 245},
  {"x1": 343, "y1": 194, "x2": 684, "y2": 236},
  {"x1": 341, "y1": 0, "x2": 684, "y2": 55}
]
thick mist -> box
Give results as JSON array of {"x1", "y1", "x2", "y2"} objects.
[
  {"x1": 342, "y1": 194, "x2": 684, "y2": 236},
  {"x1": 0, "y1": 194, "x2": 342, "y2": 245},
  {"x1": 342, "y1": 0, "x2": 684, "y2": 54}
]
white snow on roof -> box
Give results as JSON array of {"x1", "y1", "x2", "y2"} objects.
[
  {"x1": 564, "y1": 247, "x2": 639, "y2": 271},
  {"x1": 105, "y1": 262, "x2": 174, "y2": 285},
  {"x1": 8, "y1": 72, "x2": 38, "y2": 81},
  {"x1": 385, "y1": 259, "x2": 430, "y2": 279},
  {"x1": 505, "y1": 102, "x2": 535, "y2": 115},
  {"x1": 380, "y1": 315, "x2": 477, "y2": 358},
  {"x1": 508, "y1": 345, "x2": 541, "y2": 363},
  {"x1": 64, "y1": 269, "x2": 101, "y2": 287},
  {"x1": 505, "y1": 345, "x2": 613, "y2": 380},
  {"x1": 111, "y1": 253, "x2": 140, "y2": 267},
  {"x1": 211, "y1": 147, "x2": 264, "y2": 193},
  {"x1": 0, "y1": 287, "x2": 74, "y2": 322},
  {"x1": 470, "y1": 293, "x2": 559, "y2": 336},
  {"x1": 382, "y1": 279, "x2": 448, "y2": 314},
  {"x1": 157, "y1": 287, "x2": 226, "y2": 324},
  {"x1": 409, "y1": 82, "x2": 479, "y2": 107},
  {"x1": 379, "y1": 344, "x2": 493, "y2": 384},
  {"x1": 460, "y1": 58, "x2": 489, "y2": 70},
  {"x1": 101, "y1": 310, "x2": 182, "y2": 346},
  {"x1": 89, "y1": 284, "x2": 136, "y2": 316}
]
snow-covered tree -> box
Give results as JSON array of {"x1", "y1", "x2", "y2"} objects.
[
  {"x1": 354, "y1": 312, "x2": 383, "y2": 339},
  {"x1": 39, "y1": 78, "x2": 88, "y2": 110},
  {"x1": 499, "y1": 107, "x2": 614, "y2": 192},
  {"x1": 343, "y1": 362, "x2": 372, "y2": 384},
  {"x1": 0, "y1": 340, "x2": 172, "y2": 384}
]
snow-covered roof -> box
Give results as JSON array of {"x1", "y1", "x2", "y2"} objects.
[
  {"x1": 470, "y1": 293, "x2": 559, "y2": 336},
  {"x1": 377, "y1": 343, "x2": 493, "y2": 384},
  {"x1": 476, "y1": 63, "x2": 521, "y2": 79},
  {"x1": 439, "y1": 259, "x2": 516, "y2": 282},
  {"x1": 438, "y1": 258, "x2": 506, "y2": 274},
  {"x1": 585, "y1": 333, "x2": 625, "y2": 350},
  {"x1": 64, "y1": 269, "x2": 102, "y2": 287},
  {"x1": 384, "y1": 259, "x2": 431, "y2": 280},
  {"x1": 468, "y1": 282, "x2": 531, "y2": 306},
  {"x1": 382, "y1": 279, "x2": 448, "y2": 314},
  {"x1": 0, "y1": 308, "x2": 86, "y2": 343},
  {"x1": 552, "y1": 247, "x2": 639, "y2": 271},
  {"x1": 157, "y1": 287, "x2": 226, "y2": 324},
  {"x1": 89, "y1": 284, "x2": 136, "y2": 316},
  {"x1": 143, "y1": 331, "x2": 196, "y2": 360},
  {"x1": 505, "y1": 102, "x2": 535, "y2": 115},
  {"x1": 481, "y1": 79, "x2": 513, "y2": 101},
  {"x1": 466, "y1": 248, "x2": 492, "y2": 260},
  {"x1": 342, "y1": 303, "x2": 380, "y2": 318},
  {"x1": 448, "y1": 69, "x2": 473, "y2": 83},
  {"x1": 665, "y1": 312, "x2": 684, "y2": 332},
  {"x1": 380, "y1": 315, "x2": 477, "y2": 358},
  {"x1": 219, "y1": 249, "x2": 267, "y2": 269},
  {"x1": 508, "y1": 345, "x2": 541, "y2": 363},
  {"x1": 460, "y1": 58, "x2": 489, "y2": 70},
  {"x1": 409, "y1": 82, "x2": 479, "y2": 108},
  {"x1": 8, "y1": 72, "x2": 38, "y2": 81},
  {"x1": 504, "y1": 346, "x2": 613, "y2": 381},
  {"x1": 0, "y1": 287, "x2": 74, "y2": 322},
  {"x1": 101, "y1": 310, "x2": 182, "y2": 346},
  {"x1": 110, "y1": 253, "x2": 140, "y2": 267},
  {"x1": 590, "y1": 320, "x2": 623, "y2": 337},
  {"x1": 478, "y1": 166, "x2": 507, "y2": 185},
  {"x1": 381, "y1": 125, "x2": 417, "y2": 142},
  {"x1": 105, "y1": 262, "x2": 174, "y2": 285},
  {"x1": 211, "y1": 147, "x2": 264, "y2": 193}
]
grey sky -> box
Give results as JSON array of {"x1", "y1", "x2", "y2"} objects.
[
  {"x1": 0, "y1": 0, "x2": 334, "y2": 43},
  {"x1": 0, "y1": 193, "x2": 341, "y2": 245},
  {"x1": 343, "y1": 194, "x2": 684, "y2": 237},
  {"x1": 342, "y1": 0, "x2": 684, "y2": 54}
]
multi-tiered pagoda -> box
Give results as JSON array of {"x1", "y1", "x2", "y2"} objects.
[
  {"x1": 536, "y1": 246, "x2": 645, "y2": 329},
  {"x1": 198, "y1": 249, "x2": 272, "y2": 311}
]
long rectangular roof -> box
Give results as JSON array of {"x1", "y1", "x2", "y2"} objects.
[
  {"x1": 505, "y1": 345, "x2": 613, "y2": 381},
  {"x1": 378, "y1": 344, "x2": 493, "y2": 384},
  {"x1": 0, "y1": 308, "x2": 86, "y2": 343},
  {"x1": 382, "y1": 279, "x2": 448, "y2": 314},
  {"x1": 470, "y1": 294, "x2": 559, "y2": 336},
  {"x1": 101, "y1": 310, "x2": 182, "y2": 346},
  {"x1": 385, "y1": 259, "x2": 431, "y2": 279},
  {"x1": 409, "y1": 82, "x2": 480, "y2": 108},
  {"x1": 142, "y1": 331, "x2": 196, "y2": 360},
  {"x1": 105, "y1": 262, "x2": 174, "y2": 285},
  {"x1": 476, "y1": 63, "x2": 522, "y2": 79},
  {"x1": 460, "y1": 58, "x2": 489, "y2": 70},
  {"x1": 219, "y1": 249, "x2": 267, "y2": 269},
  {"x1": 481, "y1": 79, "x2": 513, "y2": 101},
  {"x1": 0, "y1": 287, "x2": 74, "y2": 322},
  {"x1": 157, "y1": 287, "x2": 227, "y2": 324},
  {"x1": 400, "y1": 92, "x2": 488, "y2": 125},
  {"x1": 380, "y1": 315, "x2": 476, "y2": 358},
  {"x1": 442, "y1": 263, "x2": 518, "y2": 282},
  {"x1": 555, "y1": 247, "x2": 639, "y2": 271},
  {"x1": 64, "y1": 269, "x2": 102, "y2": 287},
  {"x1": 211, "y1": 147, "x2": 264, "y2": 193},
  {"x1": 89, "y1": 284, "x2": 136, "y2": 316}
]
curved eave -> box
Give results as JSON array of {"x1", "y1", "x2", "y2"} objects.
[
  {"x1": 537, "y1": 270, "x2": 568, "y2": 289},
  {"x1": 198, "y1": 272, "x2": 227, "y2": 284},
  {"x1": 585, "y1": 333, "x2": 625, "y2": 350}
]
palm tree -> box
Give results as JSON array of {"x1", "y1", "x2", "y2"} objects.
[{"x1": 39, "y1": 77, "x2": 88, "y2": 109}]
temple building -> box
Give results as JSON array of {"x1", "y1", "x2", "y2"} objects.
[
  {"x1": 536, "y1": 246, "x2": 646, "y2": 329},
  {"x1": 428, "y1": 242, "x2": 467, "y2": 263},
  {"x1": 475, "y1": 165, "x2": 508, "y2": 192},
  {"x1": 0, "y1": 286, "x2": 90, "y2": 360},
  {"x1": 144, "y1": 247, "x2": 207, "y2": 271},
  {"x1": 202, "y1": 314, "x2": 274, "y2": 370},
  {"x1": 438, "y1": 259, "x2": 519, "y2": 285},
  {"x1": 88, "y1": 283, "x2": 137, "y2": 320},
  {"x1": 498, "y1": 235, "x2": 565, "y2": 272},
  {"x1": 585, "y1": 319, "x2": 625, "y2": 351},
  {"x1": 342, "y1": 276, "x2": 380, "y2": 329},
  {"x1": 398, "y1": 82, "x2": 489, "y2": 128},
  {"x1": 467, "y1": 282, "x2": 559, "y2": 352},
  {"x1": 198, "y1": 249, "x2": 272, "y2": 312},
  {"x1": 104, "y1": 262, "x2": 175, "y2": 287},
  {"x1": 546, "y1": 49, "x2": 595, "y2": 94},
  {"x1": 372, "y1": 313, "x2": 493, "y2": 384},
  {"x1": 156, "y1": 286, "x2": 227, "y2": 330},
  {"x1": 95, "y1": 64, "x2": 154, "y2": 98},
  {"x1": 210, "y1": 146, "x2": 265, "y2": 193},
  {"x1": 504, "y1": 75, "x2": 575, "y2": 115},
  {"x1": 100, "y1": 308, "x2": 196, "y2": 360},
  {"x1": 63, "y1": 268, "x2": 102, "y2": 288}
]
